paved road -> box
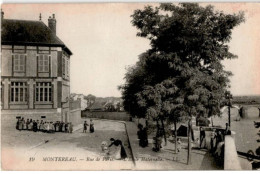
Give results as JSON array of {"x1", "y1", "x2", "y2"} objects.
[{"x1": 2, "y1": 119, "x2": 134, "y2": 170}]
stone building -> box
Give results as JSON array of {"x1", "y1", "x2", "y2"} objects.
[{"x1": 1, "y1": 11, "x2": 75, "y2": 123}]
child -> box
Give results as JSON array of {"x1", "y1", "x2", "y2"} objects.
[
  {"x1": 101, "y1": 141, "x2": 109, "y2": 155},
  {"x1": 177, "y1": 138, "x2": 182, "y2": 152},
  {"x1": 83, "y1": 121, "x2": 88, "y2": 133}
]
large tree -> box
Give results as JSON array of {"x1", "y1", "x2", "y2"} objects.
[{"x1": 120, "y1": 3, "x2": 244, "y2": 164}]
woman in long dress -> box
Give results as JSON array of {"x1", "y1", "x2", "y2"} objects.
[
  {"x1": 108, "y1": 138, "x2": 127, "y2": 160},
  {"x1": 89, "y1": 119, "x2": 94, "y2": 133}
]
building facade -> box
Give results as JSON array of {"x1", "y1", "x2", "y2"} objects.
[{"x1": 1, "y1": 12, "x2": 73, "y2": 122}]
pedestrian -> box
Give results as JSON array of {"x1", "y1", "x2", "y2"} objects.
[
  {"x1": 90, "y1": 119, "x2": 94, "y2": 133},
  {"x1": 108, "y1": 138, "x2": 127, "y2": 160},
  {"x1": 177, "y1": 138, "x2": 182, "y2": 152},
  {"x1": 215, "y1": 130, "x2": 223, "y2": 151},
  {"x1": 18, "y1": 118, "x2": 23, "y2": 131},
  {"x1": 32, "y1": 120, "x2": 37, "y2": 132},
  {"x1": 210, "y1": 129, "x2": 217, "y2": 153},
  {"x1": 152, "y1": 136, "x2": 162, "y2": 152},
  {"x1": 69, "y1": 122, "x2": 73, "y2": 133},
  {"x1": 200, "y1": 127, "x2": 206, "y2": 149},
  {"x1": 137, "y1": 124, "x2": 148, "y2": 148},
  {"x1": 65, "y1": 122, "x2": 68, "y2": 133},
  {"x1": 26, "y1": 119, "x2": 30, "y2": 130},
  {"x1": 225, "y1": 123, "x2": 231, "y2": 135},
  {"x1": 28, "y1": 119, "x2": 33, "y2": 131},
  {"x1": 16, "y1": 118, "x2": 20, "y2": 130},
  {"x1": 83, "y1": 121, "x2": 88, "y2": 133},
  {"x1": 50, "y1": 122, "x2": 55, "y2": 133},
  {"x1": 137, "y1": 124, "x2": 144, "y2": 146},
  {"x1": 36, "y1": 120, "x2": 40, "y2": 130},
  {"x1": 59, "y1": 121, "x2": 63, "y2": 132},
  {"x1": 21, "y1": 117, "x2": 25, "y2": 130}
]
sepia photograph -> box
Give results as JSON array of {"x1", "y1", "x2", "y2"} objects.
[{"x1": 1, "y1": 2, "x2": 260, "y2": 170}]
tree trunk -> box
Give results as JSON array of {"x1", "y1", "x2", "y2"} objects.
[
  {"x1": 156, "y1": 119, "x2": 159, "y2": 135},
  {"x1": 187, "y1": 119, "x2": 192, "y2": 165},
  {"x1": 174, "y1": 120, "x2": 177, "y2": 154},
  {"x1": 161, "y1": 118, "x2": 167, "y2": 146}
]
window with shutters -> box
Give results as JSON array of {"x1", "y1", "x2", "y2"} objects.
[
  {"x1": 38, "y1": 55, "x2": 50, "y2": 72},
  {"x1": 35, "y1": 82, "x2": 52, "y2": 102},
  {"x1": 10, "y1": 82, "x2": 28, "y2": 103},
  {"x1": 13, "y1": 54, "x2": 26, "y2": 72},
  {"x1": 62, "y1": 55, "x2": 70, "y2": 79}
]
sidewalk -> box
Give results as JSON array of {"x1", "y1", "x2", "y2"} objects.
[{"x1": 125, "y1": 121, "x2": 223, "y2": 170}]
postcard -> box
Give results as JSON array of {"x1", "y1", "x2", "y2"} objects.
[{"x1": 1, "y1": 2, "x2": 260, "y2": 170}]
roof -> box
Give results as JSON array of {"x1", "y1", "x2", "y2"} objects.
[{"x1": 1, "y1": 19, "x2": 72, "y2": 55}]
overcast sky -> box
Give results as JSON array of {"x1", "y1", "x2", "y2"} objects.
[{"x1": 2, "y1": 3, "x2": 260, "y2": 97}]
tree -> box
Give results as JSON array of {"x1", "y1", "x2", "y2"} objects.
[{"x1": 121, "y1": 3, "x2": 244, "y2": 164}]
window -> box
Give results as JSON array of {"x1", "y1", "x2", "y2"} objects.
[
  {"x1": 66, "y1": 59, "x2": 69, "y2": 78},
  {"x1": 62, "y1": 55, "x2": 70, "y2": 79},
  {"x1": 38, "y1": 55, "x2": 49, "y2": 72},
  {"x1": 62, "y1": 56, "x2": 66, "y2": 77},
  {"x1": 35, "y1": 82, "x2": 52, "y2": 102},
  {"x1": 13, "y1": 54, "x2": 26, "y2": 72},
  {"x1": 10, "y1": 82, "x2": 28, "y2": 102}
]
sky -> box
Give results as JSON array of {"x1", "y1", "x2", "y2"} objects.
[{"x1": 2, "y1": 3, "x2": 260, "y2": 97}]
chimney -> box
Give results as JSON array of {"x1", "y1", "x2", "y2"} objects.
[{"x1": 48, "y1": 14, "x2": 56, "y2": 35}]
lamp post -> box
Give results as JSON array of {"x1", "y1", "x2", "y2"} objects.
[{"x1": 227, "y1": 93, "x2": 233, "y2": 128}]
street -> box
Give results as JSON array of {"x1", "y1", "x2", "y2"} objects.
[{"x1": 1, "y1": 118, "x2": 134, "y2": 170}]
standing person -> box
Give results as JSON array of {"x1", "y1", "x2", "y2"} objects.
[
  {"x1": 39, "y1": 120, "x2": 44, "y2": 131},
  {"x1": 142, "y1": 126, "x2": 148, "y2": 147},
  {"x1": 200, "y1": 127, "x2": 206, "y2": 149},
  {"x1": 54, "y1": 121, "x2": 57, "y2": 132},
  {"x1": 18, "y1": 118, "x2": 23, "y2": 131},
  {"x1": 50, "y1": 122, "x2": 54, "y2": 133},
  {"x1": 16, "y1": 118, "x2": 20, "y2": 130},
  {"x1": 69, "y1": 122, "x2": 73, "y2": 133},
  {"x1": 65, "y1": 123, "x2": 68, "y2": 133},
  {"x1": 210, "y1": 129, "x2": 217, "y2": 153},
  {"x1": 36, "y1": 120, "x2": 40, "y2": 130},
  {"x1": 32, "y1": 120, "x2": 37, "y2": 132},
  {"x1": 21, "y1": 117, "x2": 25, "y2": 130},
  {"x1": 225, "y1": 123, "x2": 231, "y2": 135},
  {"x1": 177, "y1": 138, "x2": 182, "y2": 152},
  {"x1": 28, "y1": 119, "x2": 33, "y2": 131},
  {"x1": 83, "y1": 121, "x2": 88, "y2": 133},
  {"x1": 90, "y1": 119, "x2": 94, "y2": 133},
  {"x1": 215, "y1": 130, "x2": 223, "y2": 151},
  {"x1": 137, "y1": 124, "x2": 144, "y2": 147},
  {"x1": 26, "y1": 119, "x2": 30, "y2": 130},
  {"x1": 108, "y1": 138, "x2": 127, "y2": 160},
  {"x1": 59, "y1": 122, "x2": 63, "y2": 132}
]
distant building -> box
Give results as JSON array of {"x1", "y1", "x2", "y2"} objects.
[
  {"x1": 1, "y1": 11, "x2": 75, "y2": 122},
  {"x1": 70, "y1": 94, "x2": 88, "y2": 110}
]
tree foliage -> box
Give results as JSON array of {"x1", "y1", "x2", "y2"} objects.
[{"x1": 120, "y1": 3, "x2": 245, "y2": 123}]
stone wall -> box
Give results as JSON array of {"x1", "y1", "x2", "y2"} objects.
[{"x1": 82, "y1": 111, "x2": 131, "y2": 121}]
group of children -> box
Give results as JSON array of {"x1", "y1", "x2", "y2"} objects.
[{"x1": 16, "y1": 117, "x2": 73, "y2": 133}]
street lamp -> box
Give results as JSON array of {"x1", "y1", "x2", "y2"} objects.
[{"x1": 226, "y1": 93, "x2": 233, "y2": 128}]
